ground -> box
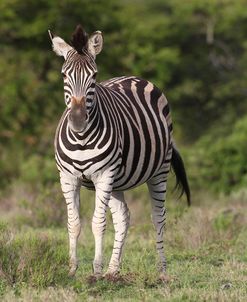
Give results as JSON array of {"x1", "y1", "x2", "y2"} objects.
[{"x1": 0, "y1": 185, "x2": 246, "y2": 301}]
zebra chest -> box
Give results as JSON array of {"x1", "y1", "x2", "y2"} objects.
[
  {"x1": 56, "y1": 138, "x2": 123, "y2": 181},
  {"x1": 55, "y1": 113, "x2": 123, "y2": 183}
]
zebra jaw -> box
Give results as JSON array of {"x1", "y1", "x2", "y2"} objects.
[{"x1": 68, "y1": 96, "x2": 87, "y2": 132}]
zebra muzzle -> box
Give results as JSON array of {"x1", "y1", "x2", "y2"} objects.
[
  {"x1": 68, "y1": 96, "x2": 87, "y2": 132},
  {"x1": 71, "y1": 96, "x2": 85, "y2": 106}
]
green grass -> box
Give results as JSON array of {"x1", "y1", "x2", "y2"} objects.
[{"x1": 0, "y1": 186, "x2": 247, "y2": 301}]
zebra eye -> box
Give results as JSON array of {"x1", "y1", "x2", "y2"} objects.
[{"x1": 62, "y1": 73, "x2": 67, "y2": 80}]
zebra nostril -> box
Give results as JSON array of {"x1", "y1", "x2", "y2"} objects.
[
  {"x1": 71, "y1": 96, "x2": 86, "y2": 105},
  {"x1": 81, "y1": 96, "x2": 86, "y2": 104}
]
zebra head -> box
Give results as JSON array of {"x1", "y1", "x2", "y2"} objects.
[{"x1": 49, "y1": 25, "x2": 103, "y2": 132}]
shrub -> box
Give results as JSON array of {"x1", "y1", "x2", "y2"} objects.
[
  {"x1": 19, "y1": 154, "x2": 58, "y2": 186},
  {"x1": 17, "y1": 184, "x2": 67, "y2": 228},
  {"x1": 0, "y1": 226, "x2": 68, "y2": 288},
  {"x1": 186, "y1": 115, "x2": 247, "y2": 194}
]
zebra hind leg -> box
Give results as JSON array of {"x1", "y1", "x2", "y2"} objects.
[
  {"x1": 147, "y1": 171, "x2": 169, "y2": 276},
  {"x1": 105, "y1": 191, "x2": 130, "y2": 276}
]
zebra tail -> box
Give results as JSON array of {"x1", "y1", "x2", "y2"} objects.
[{"x1": 171, "y1": 145, "x2": 191, "y2": 206}]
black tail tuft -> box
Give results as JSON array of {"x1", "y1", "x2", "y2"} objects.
[{"x1": 171, "y1": 146, "x2": 191, "y2": 206}]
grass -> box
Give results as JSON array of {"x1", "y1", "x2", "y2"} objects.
[{"x1": 0, "y1": 185, "x2": 247, "y2": 301}]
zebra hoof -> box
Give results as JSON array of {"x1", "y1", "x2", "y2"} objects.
[
  {"x1": 103, "y1": 270, "x2": 121, "y2": 281},
  {"x1": 94, "y1": 272, "x2": 103, "y2": 280},
  {"x1": 86, "y1": 274, "x2": 102, "y2": 284},
  {"x1": 159, "y1": 273, "x2": 172, "y2": 283},
  {"x1": 68, "y1": 265, "x2": 78, "y2": 277},
  {"x1": 92, "y1": 262, "x2": 103, "y2": 277}
]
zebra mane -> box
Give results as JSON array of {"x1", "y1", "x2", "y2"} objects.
[{"x1": 70, "y1": 24, "x2": 88, "y2": 54}]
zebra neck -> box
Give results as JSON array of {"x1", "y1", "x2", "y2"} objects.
[{"x1": 86, "y1": 79, "x2": 97, "y2": 109}]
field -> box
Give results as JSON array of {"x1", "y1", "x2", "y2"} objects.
[
  {"x1": 0, "y1": 184, "x2": 247, "y2": 302},
  {"x1": 1, "y1": 0, "x2": 247, "y2": 301}
]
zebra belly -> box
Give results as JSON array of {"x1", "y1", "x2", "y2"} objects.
[{"x1": 79, "y1": 151, "x2": 171, "y2": 191}]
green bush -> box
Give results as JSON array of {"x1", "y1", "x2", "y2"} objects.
[
  {"x1": 213, "y1": 210, "x2": 235, "y2": 232},
  {"x1": 16, "y1": 184, "x2": 66, "y2": 228},
  {"x1": 19, "y1": 155, "x2": 58, "y2": 186},
  {"x1": 0, "y1": 226, "x2": 68, "y2": 289},
  {"x1": 187, "y1": 115, "x2": 247, "y2": 193}
]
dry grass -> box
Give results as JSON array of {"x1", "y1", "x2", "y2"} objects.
[
  {"x1": 2, "y1": 287, "x2": 77, "y2": 302},
  {"x1": 0, "y1": 186, "x2": 246, "y2": 301}
]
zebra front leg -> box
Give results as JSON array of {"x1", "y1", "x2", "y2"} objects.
[
  {"x1": 106, "y1": 191, "x2": 130, "y2": 276},
  {"x1": 92, "y1": 179, "x2": 113, "y2": 276},
  {"x1": 147, "y1": 174, "x2": 168, "y2": 275},
  {"x1": 60, "y1": 172, "x2": 81, "y2": 277}
]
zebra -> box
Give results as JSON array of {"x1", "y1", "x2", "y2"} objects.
[{"x1": 48, "y1": 25, "x2": 190, "y2": 279}]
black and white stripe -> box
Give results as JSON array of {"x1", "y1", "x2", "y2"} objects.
[{"x1": 50, "y1": 27, "x2": 190, "y2": 278}]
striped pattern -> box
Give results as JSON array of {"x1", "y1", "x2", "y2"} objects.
[
  {"x1": 62, "y1": 50, "x2": 97, "y2": 108},
  {"x1": 54, "y1": 48, "x2": 179, "y2": 277}
]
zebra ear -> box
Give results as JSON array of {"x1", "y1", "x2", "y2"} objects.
[
  {"x1": 88, "y1": 31, "x2": 103, "y2": 57},
  {"x1": 48, "y1": 30, "x2": 72, "y2": 59}
]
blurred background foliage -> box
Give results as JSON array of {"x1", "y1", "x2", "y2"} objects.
[{"x1": 0, "y1": 0, "x2": 247, "y2": 196}]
